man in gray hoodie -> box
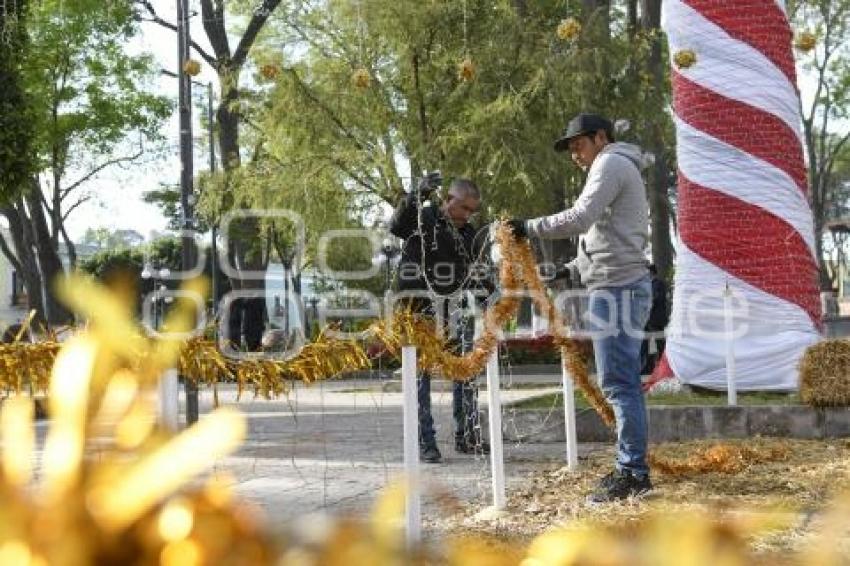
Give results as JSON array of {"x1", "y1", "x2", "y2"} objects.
[{"x1": 509, "y1": 113, "x2": 652, "y2": 503}]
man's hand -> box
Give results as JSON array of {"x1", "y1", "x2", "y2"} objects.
[
  {"x1": 507, "y1": 219, "x2": 528, "y2": 239},
  {"x1": 416, "y1": 170, "x2": 443, "y2": 201}
]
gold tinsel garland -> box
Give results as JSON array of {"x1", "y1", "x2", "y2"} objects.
[
  {"x1": 370, "y1": 222, "x2": 614, "y2": 427},
  {"x1": 0, "y1": 341, "x2": 58, "y2": 395},
  {"x1": 179, "y1": 331, "x2": 371, "y2": 405},
  {"x1": 649, "y1": 442, "x2": 790, "y2": 476},
  {"x1": 1, "y1": 225, "x2": 610, "y2": 424},
  {"x1": 506, "y1": 226, "x2": 614, "y2": 426}
]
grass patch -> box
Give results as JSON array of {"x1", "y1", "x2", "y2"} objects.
[{"x1": 510, "y1": 390, "x2": 800, "y2": 410}]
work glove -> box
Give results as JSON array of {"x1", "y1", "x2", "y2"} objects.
[
  {"x1": 553, "y1": 264, "x2": 571, "y2": 282},
  {"x1": 416, "y1": 170, "x2": 443, "y2": 201},
  {"x1": 506, "y1": 219, "x2": 528, "y2": 240}
]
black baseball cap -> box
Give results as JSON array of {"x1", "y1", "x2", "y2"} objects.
[{"x1": 553, "y1": 113, "x2": 614, "y2": 152}]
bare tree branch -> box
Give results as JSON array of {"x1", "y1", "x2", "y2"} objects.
[
  {"x1": 61, "y1": 195, "x2": 93, "y2": 222},
  {"x1": 136, "y1": 0, "x2": 218, "y2": 67},
  {"x1": 60, "y1": 149, "x2": 145, "y2": 199},
  {"x1": 232, "y1": 0, "x2": 284, "y2": 68},
  {"x1": 199, "y1": 0, "x2": 230, "y2": 62}
]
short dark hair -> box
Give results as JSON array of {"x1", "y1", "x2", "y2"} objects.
[
  {"x1": 449, "y1": 178, "x2": 480, "y2": 200},
  {"x1": 648, "y1": 264, "x2": 657, "y2": 275}
]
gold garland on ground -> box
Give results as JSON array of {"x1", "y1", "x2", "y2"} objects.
[{"x1": 648, "y1": 442, "x2": 790, "y2": 476}]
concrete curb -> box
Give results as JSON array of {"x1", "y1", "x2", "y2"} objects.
[{"x1": 485, "y1": 405, "x2": 850, "y2": 443}]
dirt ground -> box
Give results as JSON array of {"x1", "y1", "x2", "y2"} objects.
[{"x1": 428, "y1": 438, "x2": 850, "y2": 560}]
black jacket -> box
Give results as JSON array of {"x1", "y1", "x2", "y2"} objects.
[
  {"x1": 388, "y1": 193, "x2": 491, "y2": 300},
  {"x1": 647, "y1": 275, "x2": 669, "y2": 331}
]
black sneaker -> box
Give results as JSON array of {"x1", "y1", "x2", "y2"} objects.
[
  {"x1": 587, "y1": 469, "x2": 652, "y2": 503},
  {"x1": 420, "y1": 444, "x2": 442, "y2": 463},
  {"x1": 455, "y1": 438, "x2": 491, "y2": 455},
  {"x1": 598, "y1": 469, "x2": 619, "y2": 489}
]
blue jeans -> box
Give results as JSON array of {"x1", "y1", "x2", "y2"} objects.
[{"x1": 588, "y1": 276, "x2": 652, "y2": 476}]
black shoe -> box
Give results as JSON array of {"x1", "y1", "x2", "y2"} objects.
[
  {"x1": 587, "y1": 469, "x2": 652, "y2": 503},
  {"x1": 455, "y1": 438, "x2": 491, "y2": 455},
  {"x1": 420, "y1": 444, "x2": 442, "y2": 463},
  {"x1": 598, "y1": 469, "x2": 619, "y2": 489}
]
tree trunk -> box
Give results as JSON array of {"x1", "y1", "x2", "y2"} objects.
[
  {"x1": 217, "y1": 77, "x2": 241, "y2": 171},
  {"x1": 24, "y1": 183, "x2": 73, "y2": 325},
  {"x1": 217, "y1": 70, "x2": 267, "y2": 350},
  {"x1": 627, "y1": 0, "x2": 639, "y2": 37},
  {"x1": 641, "y1": 0, "x2": 675, "y2": 281}
]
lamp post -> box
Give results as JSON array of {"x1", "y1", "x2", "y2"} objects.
[
  {"x1": 177, "y1": 0, "x2": 199, "y2": 425},
  {"x1": 305, "y1": 296, "x2": 320, "y2": 338},
  {"x1": 381, "y1": 237, "x2": 400, "y2": 293},
  {"x1": 141, "y1": 263, "x2": 172, "y2": 330}
]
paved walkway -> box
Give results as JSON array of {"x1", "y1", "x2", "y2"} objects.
[{"x1": 190, "y1": 380, "x2": 599, "y2": 530}]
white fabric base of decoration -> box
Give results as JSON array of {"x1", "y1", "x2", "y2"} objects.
[{"x1": 666, "y1": 242, "x2": 820, "y2": 391}]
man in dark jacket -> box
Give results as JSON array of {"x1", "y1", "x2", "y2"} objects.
[
  {"x1": 389, "y1": 174, "x2": 491, "y2": 463},
  {"x1": 641, "y1": 264, "x2": 669, "y2": 374}
]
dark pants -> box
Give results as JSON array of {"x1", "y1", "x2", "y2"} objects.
[
  {"x1": 418, "y1": 375, "x2": 482, "y2": 448},
  {"x1": 640, "y1": 329, "x2": 666, "y2": 375},
  {"x1": 418, "y1": 314, "x2": 481, "y2": 449}
]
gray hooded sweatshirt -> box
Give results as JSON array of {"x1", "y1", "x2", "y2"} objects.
[{"x1": 526, "y1": 142, "x2": 650, "y2": 290}]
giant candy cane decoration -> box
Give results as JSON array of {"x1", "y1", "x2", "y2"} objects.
[{"x1": 658, "y1": 0, "x2": 821, "y2": 390}]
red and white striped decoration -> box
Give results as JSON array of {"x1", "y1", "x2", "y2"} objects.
[{"x1": 657, "y1": 0, "x2": 821, "y2": 390}]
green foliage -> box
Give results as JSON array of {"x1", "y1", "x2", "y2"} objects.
[
  {"x1": 80, "y1": 236, "x2": 182, "y2": 280},
  {"x1": 22, "y1": 0, "x2": 171, "y2": 187},
  {"x1": 256, "y1": 0, "x2": 671, "y2": 224},
  {"x1": 80, "y1": 226, "x2": 144, "y2": 249},
  {"x1": 0, "y1": 1, "x2": 36, "y2": 203},
  {"x1": 79, "y1": 246, "x2": 145, "y2": 280}
]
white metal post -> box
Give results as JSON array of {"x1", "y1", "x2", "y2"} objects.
[
  {"x1": 485, "y1": 348, "x2": 506, "y2": 509},
  {"x1": 723, "y1": 283, "x2": 738, "y2": 406},
  {"x1": 561, "y1": 358, "x2": 579, "y2": 469},
  {"x1": 158, "y1": 368, "x2": 180, "y2": 431},
  {"x1": 401, "y1": 346, "x2": 421, "y2": 547}
]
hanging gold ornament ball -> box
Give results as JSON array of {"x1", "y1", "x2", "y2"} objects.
[
  {"x1": 794, "y1": 31, "x2": 817, "y2": 52},
  {"x1": 556, "y1": 17, "x2": 581, "y2": 41},
  {"x1": 183, "y1": 58, "x2": 202, "y2": 77},
  {"x1": 673, "y1": 49, "x2": 697, "y2": 69},
  {"x1": 351, "y1": 67, "x2": 370, "y2": 89},
  {"x1": 458, "y1": 57, "x2": 476, "y2": 82},
  {"x1": 260, "y1": 64, "x2": 280, "y2": 80}
]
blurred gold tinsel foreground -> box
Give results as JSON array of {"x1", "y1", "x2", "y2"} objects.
[{"x1": 0, "y1": 256, "x2": 849, "y2": 565}]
